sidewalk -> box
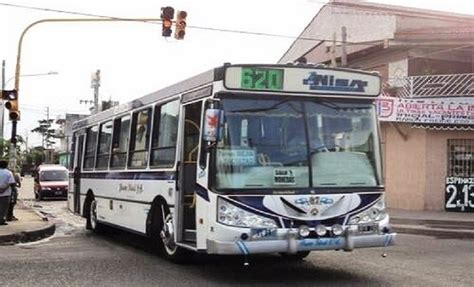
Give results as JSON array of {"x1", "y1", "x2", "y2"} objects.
[
  {"x1": 0, "y1": 200, "x2": 55, "y2": 245},
  {"x1": 389, "y1": 208, "x2": 474, "y2": 239}
]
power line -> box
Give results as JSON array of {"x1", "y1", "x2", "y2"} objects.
[
  {"x1": 1, "y1": 2, "x2": 471, "y2": 65},
  {"x1": 0, "y1": 1, "x2": 366, "y2": 44}
]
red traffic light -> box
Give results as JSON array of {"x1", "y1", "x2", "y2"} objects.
[
  {"x1": 161, "y1": 6, "x2": 175, "y2": 37},
  {"x1": 161, "y1": 6, "x2": 174, "y2": 20},
  {"x1": 2, "y1": 89, "x2": 17, "y2": 101}
]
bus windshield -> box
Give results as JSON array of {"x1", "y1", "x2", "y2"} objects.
[{"x1": 213, "y1": 95, "x2": 382, "y2": 190}]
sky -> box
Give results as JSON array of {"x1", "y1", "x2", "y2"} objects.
[{"x1": 0, "y1": 0, "x2": 473, "y2": 147}]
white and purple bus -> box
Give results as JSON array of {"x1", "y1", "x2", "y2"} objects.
[{"x1": 68, "y1": 63, "x2": 396, "y2": 262}]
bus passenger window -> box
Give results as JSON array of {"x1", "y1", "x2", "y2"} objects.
[
  {"x1": 110, "y1": 116, "x2": 130, "y2": 169},
  {"x1": 96, "y1": 121, "x2": 113, "y2": 169},
  {"x1": 129, "y1": 108, "x2": 151, "y2": 168},
  {"x1": 150, "y1": 100, "x2": 179, "y2": 167},
  {"x1": 83, "y1": 126, "x2": 98, "y2": 169},
  {"x1": 69, "y1": 133, "x2": 76, "y2": 171}
]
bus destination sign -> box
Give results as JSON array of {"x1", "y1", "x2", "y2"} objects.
[
  {"x1": 240, "y1": 67, "x2": 284, "y2": 91},
  {"x1": 224, "y1": 65, "x2": 381, "y2": 97}
]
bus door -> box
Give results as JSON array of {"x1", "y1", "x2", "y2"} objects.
[
  {"x1": 177, "y1": 101, "x2": 202, "y2": 244},
  {"x1": 73, "y1": 134, "x2": 85, "y2": 213}
]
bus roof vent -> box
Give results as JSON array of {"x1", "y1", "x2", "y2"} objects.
[{"x1": 314, "y1": 63, "x2": 327, "y2": 68}]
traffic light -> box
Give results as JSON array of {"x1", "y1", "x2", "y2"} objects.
[
  {"x1": 161, "y1": 6, "x2": 174, "y2": 37},
  {"x1": 2, "y1": 89, "x2": 20, "y2": 121},
  {"x1": 174, "y1": 10, "x2": 187, "y2": 40}
]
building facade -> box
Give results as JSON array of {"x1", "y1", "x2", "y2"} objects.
[
  {"x1": 279, "y1": 0, "x2": 474, "y2": 211},
  {"x1": 56, "y1": 113, "x2": 87, "y2": 167}
]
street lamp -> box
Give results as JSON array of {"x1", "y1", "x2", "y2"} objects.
[{"x1": 4, "y1": 71, "x2": 59, "y2": 88}]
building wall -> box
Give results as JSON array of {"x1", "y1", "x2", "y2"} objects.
[
  {"x1": 382, "y1": 124, "x2": 474, "y2": 211},
  {"x1": 424, "y1": 129, "x2": 474, "y2": 211},
  {"x1": 408, "y1": 58, "x2": 473, "y2": 76},
  {"x1": 279, "y1": 3, "x2": 397, "y2": 63},
  {"x1": 382, "y1": 123, "x2": 427, "y2": 210}
]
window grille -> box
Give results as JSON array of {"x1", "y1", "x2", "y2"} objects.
[{"x1": 447, "y1": 139, "x2": 474, "y2": 178}]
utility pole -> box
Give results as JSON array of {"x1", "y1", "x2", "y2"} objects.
[
  {"x1": 331, "y1": 32, "x2": 337, "y2": 67},
  {"x1": 91, "y1": 70, "x2": 101, "y2": 114},
  {"x1": 1, "y1": 60, "x2": 5, "y2": 144},
  {"x1": 45, "y1": 106, "x2": 50, "y2": 163},
  {"x1": 341, "y1": 26, "x2": 347, "y2": 67}
]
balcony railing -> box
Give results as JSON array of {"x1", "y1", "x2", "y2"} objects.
[{"x1": 382, "y1": 73, "x2": 474, "y2": 98}]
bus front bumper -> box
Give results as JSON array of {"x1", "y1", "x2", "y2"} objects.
[{"x1": 206, "y1": 232, "x2": 396, "y2": 255}]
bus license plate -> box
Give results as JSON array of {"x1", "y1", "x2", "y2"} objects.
[
  {"x1": 358, "y1": 223, "x2": 378, "y2": 234},
  {"x1": 250, "y1": 228, "x2": 277, "y2": 240},
  {"x1": 55, "y1": 191, "x2": 63, "y2": 195}
]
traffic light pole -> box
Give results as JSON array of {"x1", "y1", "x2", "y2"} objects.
[{"x1": 12, "y1": 17, "x2": 164, "y2": 171}]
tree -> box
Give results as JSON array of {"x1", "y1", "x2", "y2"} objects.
[{"x1": 31, "y1": 119, "x2": 58, "y2": 148}]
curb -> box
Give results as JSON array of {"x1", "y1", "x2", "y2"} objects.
[
  {"x1": 391, "y1": 218, "x2": 474, "y2": 229},
  {"x1": 0, "y1": 222, "x2": 56, "y2": 245},
  {"x1": 392, "y1": 224, "x2": 474, "y2": 239}
]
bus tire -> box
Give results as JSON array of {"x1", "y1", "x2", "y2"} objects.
[
  {"x1": 279, "y1": 251, "x2": 311, "y2": 260},
  {"x1": 86, "y1": 196, "x2": 103, "y2": 232},
  {"x1": 151, "y1": 202, "x2": 188, "y2": 263}
]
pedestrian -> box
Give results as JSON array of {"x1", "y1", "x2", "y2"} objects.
[
  {"x1": 7, "y1": 171, "x2": 21, "y2": 221},
  {"x1": 0, "y1": 160, "x2": 16, "y2": 225}
]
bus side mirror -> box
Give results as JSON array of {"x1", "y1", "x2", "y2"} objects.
[{"x1": 203, "y1": 108, "x2": 222, "y2": 143}]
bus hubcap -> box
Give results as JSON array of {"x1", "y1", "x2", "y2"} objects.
[
  {"x1": 90, "y1": 200, "x2": 97, "y2": 229},
  {"x1": 160, "y1": 213, "x2": 176, "y2": 254}
]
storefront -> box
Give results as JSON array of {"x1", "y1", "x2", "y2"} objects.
[{"x1": 377, "y1": 97, "x2": 474, "y2": 211}]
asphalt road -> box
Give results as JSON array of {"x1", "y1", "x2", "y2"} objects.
[{"x1": 1, "y1": 177, "x2": 472, "y2": 287}]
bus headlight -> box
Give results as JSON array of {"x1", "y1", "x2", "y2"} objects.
[
  {"x1": 217, "y1": 198, "x2": 277, "y2": 228},
  {"x1": 331, "y1": 224, "x2": 344, "y2": 236},
  {"x1": 298, "y1": 225, "x2": 311, "y2": 237},
  {"x1": 348, "y1": 197, "x2": 386, "y2": 225},
  {"x1": 315, "y1": 224, "x2": 327, "y2": 236}
]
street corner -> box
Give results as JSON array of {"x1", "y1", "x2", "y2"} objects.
[{"x1": 0, "y1": 200, "x2": 55, "y2": 245}]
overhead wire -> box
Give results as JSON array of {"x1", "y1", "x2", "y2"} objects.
[{"x1": 0, "y1": 1, "x2": 377, "y2": 45}]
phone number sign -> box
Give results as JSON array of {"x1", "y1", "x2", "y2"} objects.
[{"x1": 445, "y1": 177, "x2": 474, "y2": 212}]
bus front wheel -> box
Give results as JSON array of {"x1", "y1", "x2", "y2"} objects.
[
  {"x1": 86, "y1": 196, "x2": 102, "y2": 232},
  {"x1": 153, "y1": 202, "x2": 188, "y2": 263}
]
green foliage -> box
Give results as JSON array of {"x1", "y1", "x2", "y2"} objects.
[{"x1": 31, "y1": 119, "x2": 59, "y2": 148}]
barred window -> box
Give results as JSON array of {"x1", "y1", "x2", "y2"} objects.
[{"x1": 447, "y1": 139, "x2": 474, "y2": 177}]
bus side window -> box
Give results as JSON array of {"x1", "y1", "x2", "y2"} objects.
[
  {"x1": 128, "y1": 108, "x2": 152, "y2": 168},
  {"x1": 110, "y1": 116, "x2": 130, "y2": 169},
  {"x1": 150, "y1": 100, "x2": 179, "y2": 168},
  {"x1": 69, "y1": 133, "x2": 76, "y2": 171},
  {"x1": 96, "y1": 121, "x2": 113, "y2": 169},
  {"x1": 83, "y1": 125, "x2": 98, "y2": 170}
]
